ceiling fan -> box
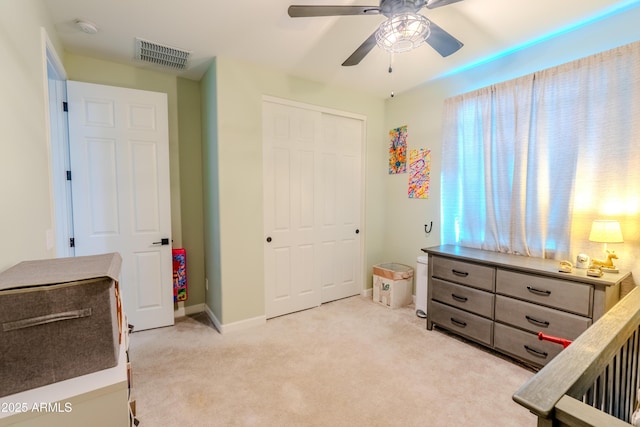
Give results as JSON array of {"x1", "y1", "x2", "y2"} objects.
[{"x1": 288, "y1": 0, "x2": 464, "y2": 66}]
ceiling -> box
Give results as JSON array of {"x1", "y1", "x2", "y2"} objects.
[{"x1": 45, "y1": 0, "x2": 636, "y2": 98}]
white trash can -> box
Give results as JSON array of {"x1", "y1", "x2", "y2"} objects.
[
  {"x1": 415, "y1": 255, "x2": 428, "y2": 318},
  {"x1": 372, "y1": 263, "x2": 414, "y2": 308}
]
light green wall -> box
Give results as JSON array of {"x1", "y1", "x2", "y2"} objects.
[
  {"x1": 0, "y1": 0, "x2": 64, "y2": 271},
  {"x1": 64, "y1": 53, "x2": 206, "y2": 308},
  {"x1": 201, "y1": 60, "x2": 223, "y2": 317},
  {"x1": 202, "y1": 57, "x2": 386, "y2": 324},
  {"x1": 64, "y1": 53, "x2": 184, "y2": 248},
  {"x1": 384, "y1": 3, "x2": 640, "y2": 288},
  {"x1": 176, "y1": 78, "x2": 206, "y2": 307}
]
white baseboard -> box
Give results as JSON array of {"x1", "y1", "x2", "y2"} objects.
[
  {"x1": 174, "y1": 302, "x2": 205, "y2": 318},
  {"x1": 203, "y1": 304, "x2": 222, "y2": 332},
  {"x1": 203, "y1": 304, "x2": 266, "y2": 334}
]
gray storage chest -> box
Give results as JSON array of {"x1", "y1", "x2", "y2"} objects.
[{"x1": 0, "y1": 253, "x2": 122, "y2": 397}]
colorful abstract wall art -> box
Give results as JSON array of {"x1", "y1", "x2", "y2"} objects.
[
  {"x1": 388, "y1": 125, "x2": 408, "y2": 174},
  {"x1": 408, "y1": 148, "x2": 431, "y2": 199}
]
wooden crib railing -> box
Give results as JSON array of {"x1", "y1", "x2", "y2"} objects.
[{"x1": 513, "y1": 285, "x2": 640, "y2": 427}]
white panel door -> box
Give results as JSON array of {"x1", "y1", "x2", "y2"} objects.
[
  {"x1": 319, "y1": 113, "x2": 363, "y2": 303},
  {"x1": 263, "y1": 102, "x2": 322, "y2": 318},
  {"x1": 263, "y1": 100, "x2": 363, "y2": 319},
  {"x1": 66, "y1": 81, "x2": 173, "y2": 331}
]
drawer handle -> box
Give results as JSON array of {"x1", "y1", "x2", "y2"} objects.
[
  {"x1": 524, "y1": 345, "x2": 549, "y2": 359},
  {"x1": 527, "y1": 286, "x2": 551, "y2": 296},
  {"x1": 451, "y1": 293, "x2": 468, "y2": 303},
  {"x1": 450, "y1": 317, "x2": 467, "y2": 328},
  {"x1": 452, "y1": 269, "x2": 469, "y2": 277},
  {"x1": 525, "y1": 315, "x2": 550, "y2": 328}
]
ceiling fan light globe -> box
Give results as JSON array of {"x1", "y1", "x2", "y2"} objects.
[{"x1": 375, "y1": 13, "x2": 430, "y2": 53}]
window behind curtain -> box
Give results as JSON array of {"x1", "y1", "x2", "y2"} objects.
[{"x1": 441, "y1": 42, "x2": 640, "y2": 261}]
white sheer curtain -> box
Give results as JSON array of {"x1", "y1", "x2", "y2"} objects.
[{"x1": 442, "y1": 41, "x2": 640, "y2": 261}]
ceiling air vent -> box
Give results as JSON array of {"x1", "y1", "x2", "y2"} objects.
[{"x1": 135, "y1": 38, "x2": 191, "y2": 70}]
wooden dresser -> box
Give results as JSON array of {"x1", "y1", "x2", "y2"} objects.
[{"x1": 422, "y1": 245, "x2": 632, "y2": 367}]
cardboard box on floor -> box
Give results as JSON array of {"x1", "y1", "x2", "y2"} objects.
[{"x1": 372, "y1": 263, "x2": 414, "y2": 308}]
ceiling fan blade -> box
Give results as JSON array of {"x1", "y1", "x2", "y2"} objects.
[
  {"x1": 342, "y1": 31, "x2": 378, "y2": 66},
  {"x1": 288, "y1": 5, "x2": 381, "y2": 17},
  {"x1": 425, "y1": 20, "x2": 463, "y2": 57},
  {"x1": 425, "y1": 0, "x2": 464, "y2": 9}
]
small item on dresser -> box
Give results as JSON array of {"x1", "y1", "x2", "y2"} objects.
[
  {"x1": 576, "y1": 254, "x2": 591, "y2": 269},
  {"x1": 587, "y1": 266, "x2": 604, "y2": 277},
  {"x1": 590, "y1": 250, "x2": 620, "y2": 273},
  {"x1": 558, "y1": 260, "x2": 573, "y2": 273}
]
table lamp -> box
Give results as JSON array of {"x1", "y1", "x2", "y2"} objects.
[{"x1": 589, "y1": 220, "x2": 623, "y2": 273}]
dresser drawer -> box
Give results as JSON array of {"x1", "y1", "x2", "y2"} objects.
[
  {"x1": 496, "y1": 270, "x2": 592, "y2": 316},
  {"x1": 432, "y1": 256, "x2": 495, "y2": 291},
  {"x1": 495, "y1": 295, "x2": 591, "y2": 340},
  {"x1": 430, "y1": 301, "x2": 493, "y2": 346},
  {"x1": 494, "y1": 323, "x2": 564, "y2": 367},
  {"x1": 431, "y1": 278, "x2": 494, "y2": 318}
]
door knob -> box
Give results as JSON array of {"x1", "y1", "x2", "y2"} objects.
[
  {"x1": 266, "y1": 236, "x2": 272, "y2": 243},
  {"x1": 152, "y1": 238, "x2": 170, "y2": 246},
  {"x1": 355, "y1": 229, "x2": 360, "y2": 234}
]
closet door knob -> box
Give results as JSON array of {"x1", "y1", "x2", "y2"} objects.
[
  {"x1": 266, "y1": 237, "x2": 272, "y2": 243},
  {"x1": 355, "y1": 229, "x2": 360, "y2": 234}
]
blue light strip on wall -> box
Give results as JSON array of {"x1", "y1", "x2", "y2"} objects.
[{"x1": 440, "y1": 0, "x2": 640, "y2": 78}]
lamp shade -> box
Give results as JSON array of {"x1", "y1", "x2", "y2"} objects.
[{"x1": 589, "y1": 220, "x2": 624, "y2": 243}]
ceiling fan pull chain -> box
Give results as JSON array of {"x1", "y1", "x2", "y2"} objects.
[{"x1": 389, "y1": 52, "x2": 395, "y2": 98}]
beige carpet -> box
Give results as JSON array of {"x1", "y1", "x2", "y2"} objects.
[{"x1": 129, "y1": 296, "x2": 537, "y2": 426}]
